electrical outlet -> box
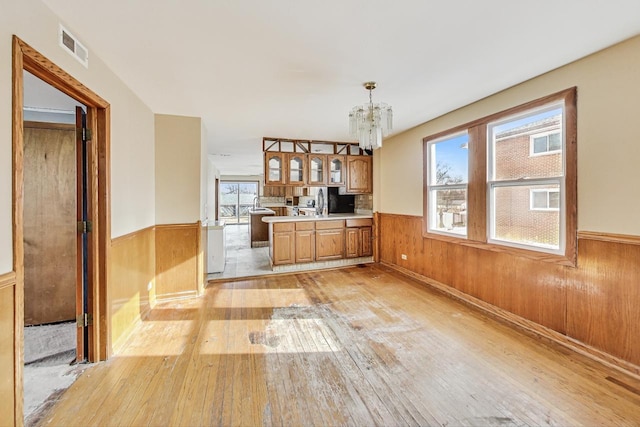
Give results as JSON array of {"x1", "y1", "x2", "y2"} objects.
[{"x1": 401, "y1": 254, "x2": 408, "y2": 260}]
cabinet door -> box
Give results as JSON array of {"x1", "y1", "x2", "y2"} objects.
[
  {"x1": 327, "y1": 155, "x2": 345, "y2": 186},
  {"x1": 360, "y1": 226, "x2": 373, "y2": 257},
  {"x1": 287, "y1": 154, "x2": 306, "y2": 185},
  {"x1": 346, "y1": 156, "x2": 372, "y2": 193},
  {"x1": 273, "y1": 231, "x2": 295, "y2": 265},
  {"x1": 315, "y1": 229, "x2": 344, "y2": 260},
  {"x1": 345, "y1": 228, "x2": 359, "y2": 258},
  {"x1": 265, "y1": 153, "x2": 285, "y2": 185},
  {"x1": 295, "y1": 230, "x2": 315, "y2": 263},
  {"x1": 307, "y1": 155, "x2": 327, "y2": 186}
]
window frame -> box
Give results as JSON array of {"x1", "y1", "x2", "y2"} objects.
[{"x1": 422, "y1": 87, "x2": 577, "y2": 266}]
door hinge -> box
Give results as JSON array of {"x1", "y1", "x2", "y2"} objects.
[
  {"x1": 83, "y1": 128, "x2": 92, "y2": 141},
  {"x1": 76, "y1": 313, "x2": 93, "y2": 327},
  {"x1": 77, "y1": 220, "x2": 93, "y2": 233}
]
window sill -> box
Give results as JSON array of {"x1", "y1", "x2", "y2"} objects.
[{"x1": 422, "y1": 230, "x2": 577, "y2": 268}]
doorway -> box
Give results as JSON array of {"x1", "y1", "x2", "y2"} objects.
[
  {"x1": 12, "y1": 36, "x2": 111, "y2": 425},
  {"x1": 219, "y1": 181, "x2": 259, "y2": 224},
  {"x1": 21, "y1": 71, "x2": 91, "y2": 421}
]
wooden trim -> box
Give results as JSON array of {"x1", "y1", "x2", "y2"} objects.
[
  {"x1": 23, "y1": 121, "x2": 75, "y2": 130},
  {"x1": 155, "y1": 223, "x2": 200, "y2": 230},
  {"x1": 381, "y1": 261, "x2": 640, "y2": 380},
  {"x1": 0, "y1": 271, "x2": 16, "y2": 291},
  {"x1": 12, "y1": 35, "x2": 25, "y2": 427},
  {"x1": 12, "y1": 35, "x2": 112, "y2": 421},
  {"x1": 578, "y1": 231, "x2": 640, "y2": 246},
  {"x1": 466, "y1": 124, "x2": 487, "y2": 242}
]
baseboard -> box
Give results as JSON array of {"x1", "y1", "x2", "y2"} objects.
[
  {"x1": 380, "y1": 261, "x2": 640, "y2": 381},
  {"x1": 111, "y1": 305, "x2": 151, "y2": 355}
]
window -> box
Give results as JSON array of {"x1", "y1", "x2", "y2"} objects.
[
  {"x1": 530, "y1": 189, "x2": 560, "y2": 211},
  {"x1": 422, "y1": 87, "x2": 577, "y2": 265},
  {"x1": 426, "y1": 132, "x2": 469, "y2": 237},
  {"x1": 531, "y1": 131, "x2": 562, "y2": 155},
  {"x1": 488, "y1": 105, "x2": 564, "y2": 252}
]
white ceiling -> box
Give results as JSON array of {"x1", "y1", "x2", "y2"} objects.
[{"x1": 40, "y1": 0, "x2": 640, "y2": 175}]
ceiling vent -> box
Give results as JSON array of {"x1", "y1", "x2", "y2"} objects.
[{"x1": 59, "y1": 24, "x2": 89, "y2": 68}]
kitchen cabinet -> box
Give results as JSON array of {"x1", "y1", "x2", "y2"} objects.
[
  {"x1": 287, "y1": 153, "x2": 306, "y2": 186},
  {"x1": 307, "y1": 155, "x2": 326, "y2": 186},
  {"x1": 263, "y1": 186, "x2": 286, "y2": 197},
  {"x1": 328, "y1": 155, "x2": 345, "y2": 186},
  {"x1": 265, "y1": 153, "x2": 285, "y2": 185},
  {"x1": 271, "y1": 222, "x2": 295, "y2": 265},
  {"x1": 315, "y1": 220, "x2": 345, "y2": 260},
  {"x1": 295, "y1": 222, "x2": 315, "y2": 263},
  {"x1": 345, "y1": 155, "x2": 372, "y2": 193},
  {"x1": 346, "y1": 218, "x2": 373, "y2": 258}
]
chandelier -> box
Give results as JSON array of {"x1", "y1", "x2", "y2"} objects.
[{"x1": 349, "y1": 81, "x2": 393, "y2": 150}]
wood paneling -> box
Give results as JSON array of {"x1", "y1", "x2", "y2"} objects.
[
  {"x1": 37, "y1": 266, "x2": 640, "y2": 426},
  {"x1": 567, "y1": 237, "x2": 640, "y2": 368},
  {"x1": 379, "y1": 213, "x2": 640, "y2": 372},
  {"x1": 0, "y1": 280, "x2": 16, "y2": 426},
  {"x1": 23, "y1": 124, "x2": 77, "y2": 325},
  {"x1": 155, "y1": 224, "x2": 200, "y2": 301},
  {"x1": 110, "y1": 226, "x2": 155, "y2": 353}
]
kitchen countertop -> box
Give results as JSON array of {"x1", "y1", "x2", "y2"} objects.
[
  {"x1": 262, "y1": 213, "x2": 373, "y2": 223},
  {"x1": 248, "y1": 208, "x2": 276, "y2": 215}
]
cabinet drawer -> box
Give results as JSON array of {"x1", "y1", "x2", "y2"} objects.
[
  {"x1": 273, "y1": 222, "x2": 295, "y2": 233},
  {"x1": 315, "y1": 220, "x2": 345, "y2": 230},
  {"x1": 346, "y1": 218, "x2": 372, "y2": 227},
  {"x1": 296, "y1": 221, "x2": 315, "y2": 231}
]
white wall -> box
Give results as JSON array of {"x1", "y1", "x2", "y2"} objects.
[
  {"x1": 378, "y1": 34, "x2": 640, "y2": 235},
  {"x1": 155, "y1": 114, "x2": 203, "y2": 224},
  {"x1": 0, "y1": 0, "x2": 156, "y2": 273}
]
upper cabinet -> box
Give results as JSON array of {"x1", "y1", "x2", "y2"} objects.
[
  {"x1": 328, "y1": 155, "x2": 345, "y2": 186},
  {"x1": 263, "y1": 138, "x2": 372, "y2": 193},
  {"x1": 265, "y1": 153, "x2": 285, "y2": 185},
  {"x1": 287, "y1": 154, "x2": 306, "y2": 186},
  {"x1": 345, "y1": 155, "x2": 372, "y2": 194},
  {"x1": 307, "y1": 155, "x2": 326, "y2": 186}
]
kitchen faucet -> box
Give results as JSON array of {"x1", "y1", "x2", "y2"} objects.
[{"x1": 253, "y1": 196, "x2": 260, "y2": 210}]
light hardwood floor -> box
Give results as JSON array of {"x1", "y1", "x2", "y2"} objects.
[{"x1": 37, "y1": 264, "x2": 640, "y2": 426}]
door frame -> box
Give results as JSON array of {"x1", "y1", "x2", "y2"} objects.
[{"x1": 12, "y1": 35, "x2": 111, "y2": 423}]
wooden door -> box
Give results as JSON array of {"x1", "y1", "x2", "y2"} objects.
[
  {"x1": 316, "y1": 229, "x2": 344, "y2": 260},
  {"x1": 345, "y1": 228, "x2": 359, "y2": 258},
  {"x1": 307, "y1": 155, "x2": 327, "y2": 186},
  {"x1": 265, "y1": 152, "x2": 285, "y2": 185},
  {"x1": 328, "y1": 155, "x2": 346, "y2": 186},
  {"x1": 287, "y1": 154, "x2": 306, "y2": 186},
  {"x1": 23, "y1": 122, "x2": 77, "y2": 325},
  {"x1": 346, "y1": 156, "x2": 372, "y2": 193},
  {"x1": 360, "y1": 227, "x2": 373, "y2": 256},
  {"x1": 295, "y1": 231, "x2": 315, "y2": 263}
]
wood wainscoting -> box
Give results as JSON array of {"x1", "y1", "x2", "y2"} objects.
[
  {"x1": 378, "y1": 213, "x2": 640, "y2": 374},
  {"x1": 0, "y1": 271, "x2": 17, "y2": 425},
  {"x1": 155, "y1": 222, "x2": 205, "y2": 302},
  {"x1": 110, "y1": 226, "x2": 156, "y2": 354}
]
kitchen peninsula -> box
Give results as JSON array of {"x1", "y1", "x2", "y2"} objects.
[{"x1": 262, "y1": 213, "x2": 373, "y2": 270}]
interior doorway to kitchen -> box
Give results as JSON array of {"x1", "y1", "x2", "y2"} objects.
[{"x1": 219, "y1": 181, "x2": 258, "y2": 224}]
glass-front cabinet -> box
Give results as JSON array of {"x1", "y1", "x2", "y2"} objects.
[
  {"x1": 265, "y1": 152, "x2": 285, "y2": 185},
  {"x1": 328, "y1": 155, "x2": 345, "y2": 186},
  {"x1": 287, "y1": 154, "x2": 305, "y2": 185},
  {"x1": 308, "y1": 155, "x2": 326, "y2": 185}
]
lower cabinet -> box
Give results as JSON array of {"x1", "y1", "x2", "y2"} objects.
[
  {"x1": 295, "y1": 222, "x2": 315, "y2": 263},
  {"x1": 346, "y1": 218, "x2": 373, "y2": 258},
  {"x1": 271, "y1": 222, "x2": 295, "y2": 265},
  {"x1": 270, "y1": 218, "x2": 371, "y2": 266},
  {"x1": 315, "y1": 220, "x2": 345, "y2": 261}
]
